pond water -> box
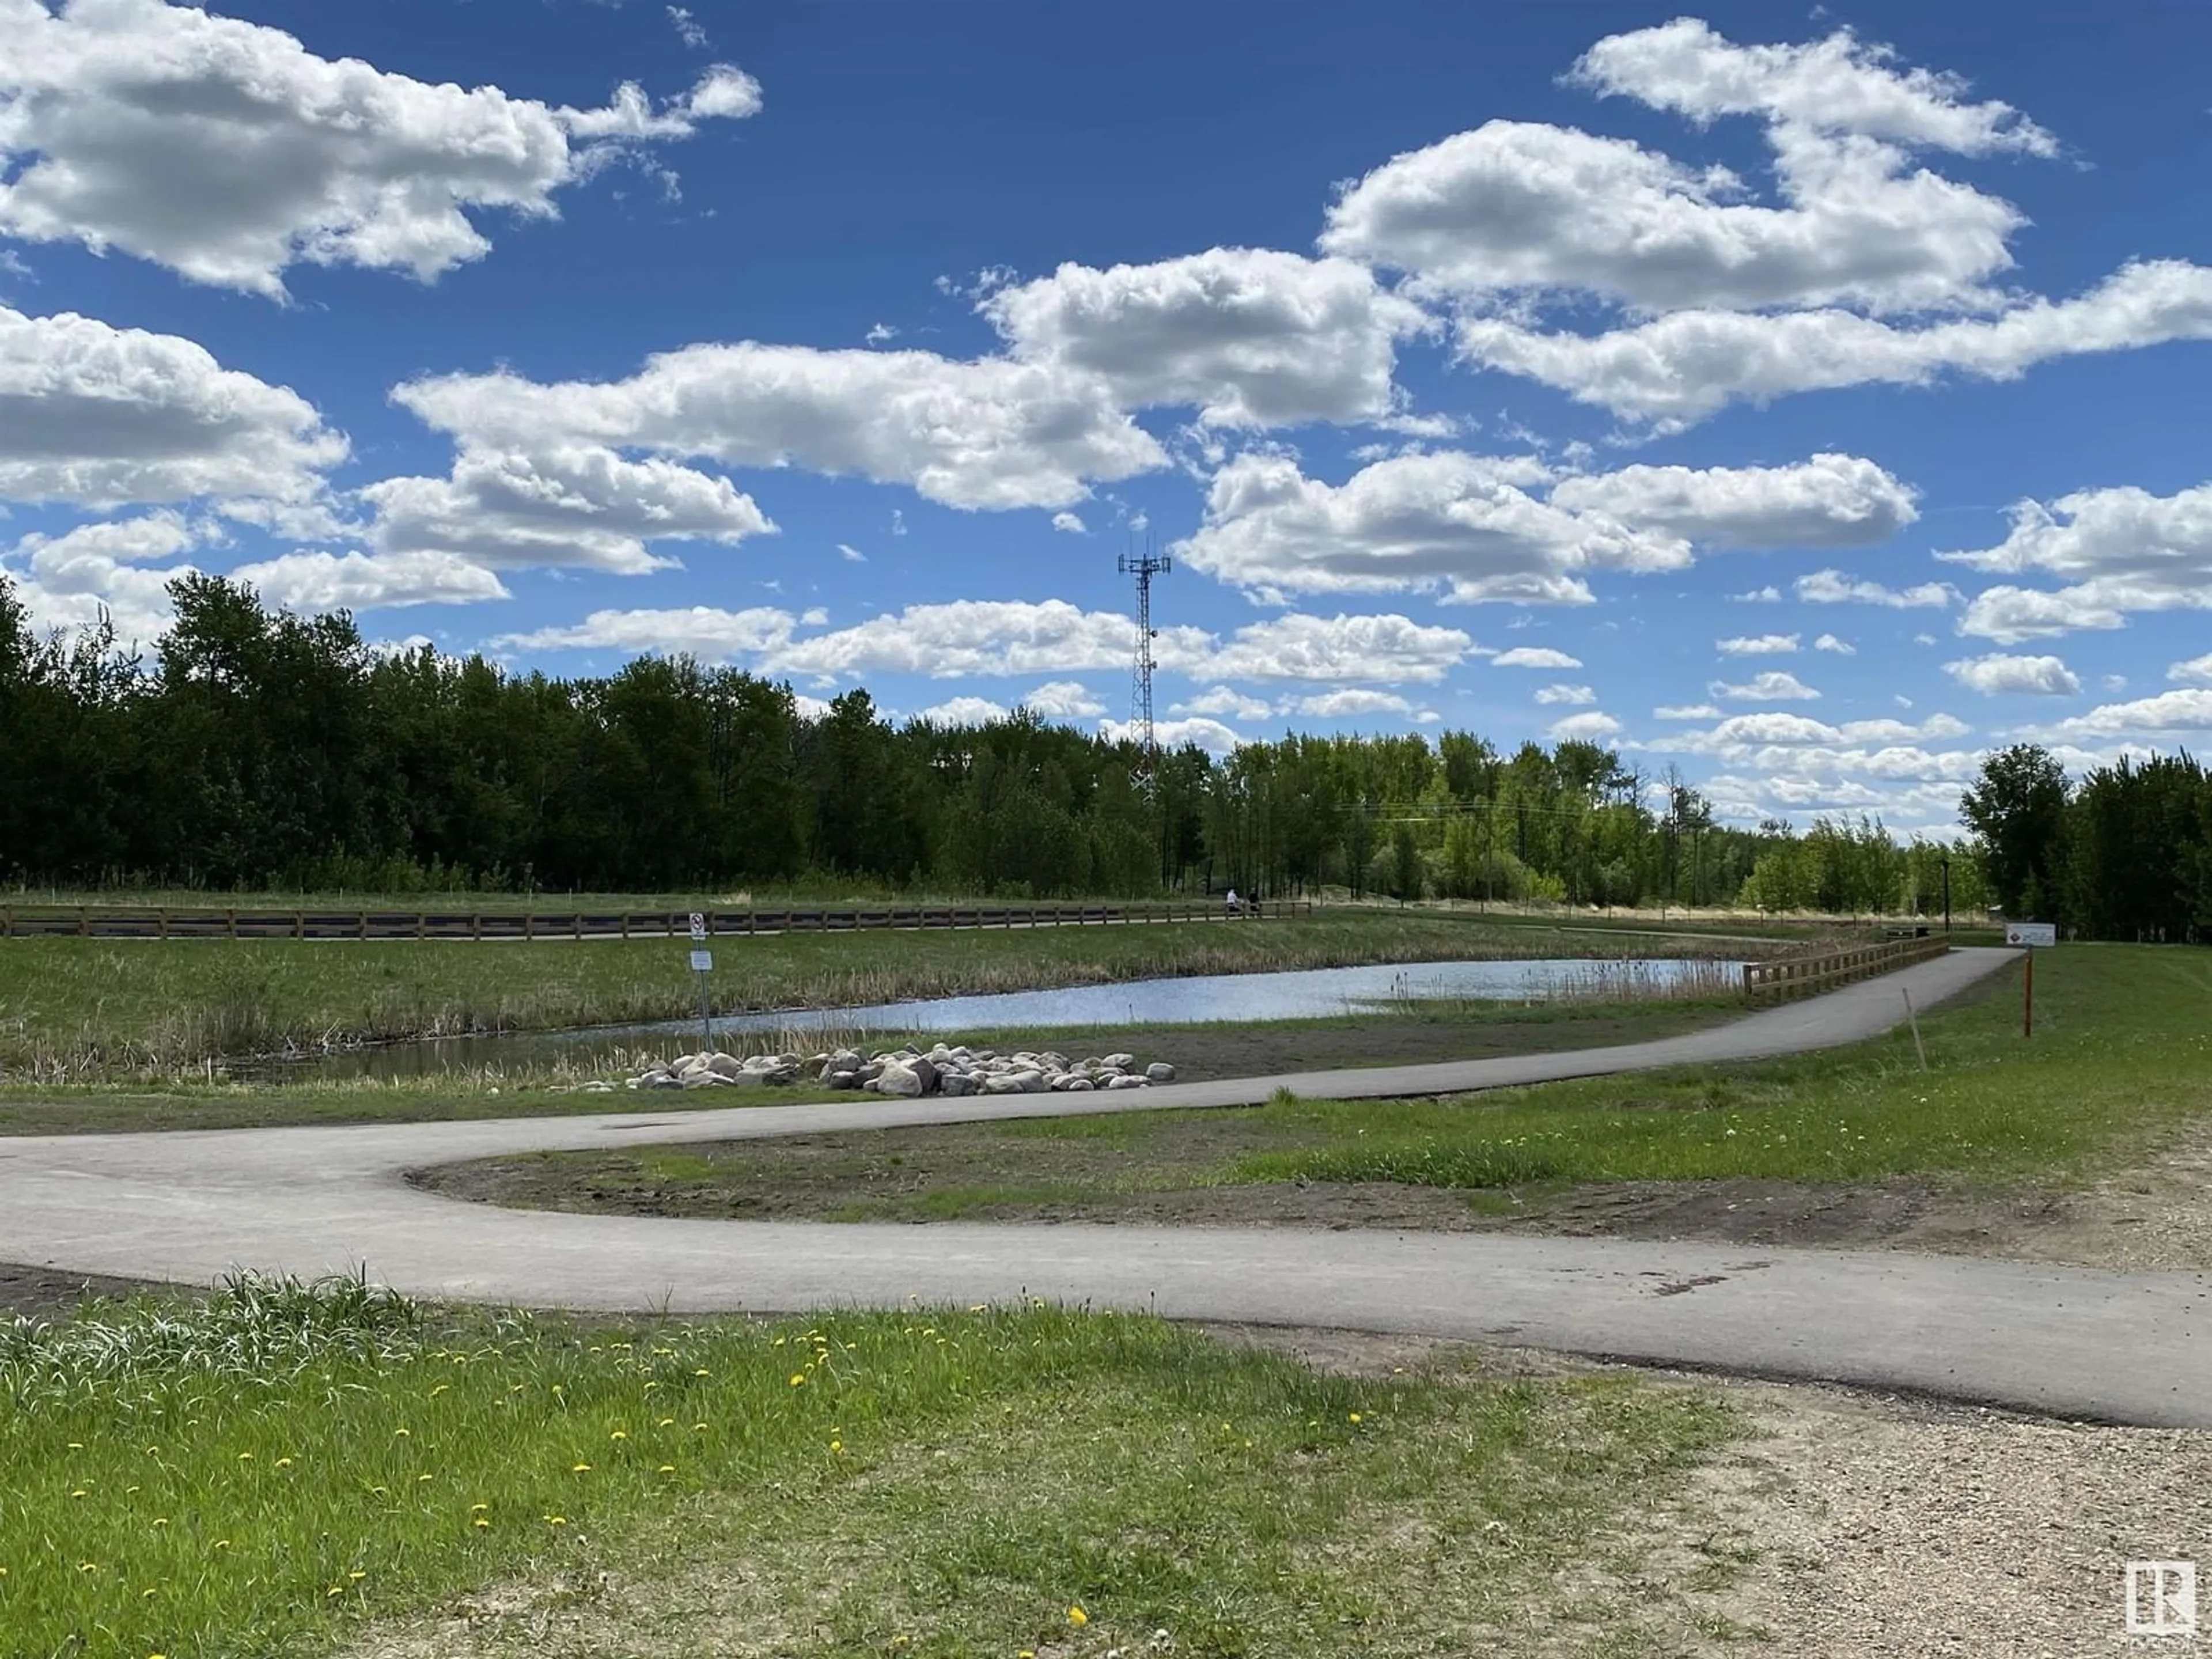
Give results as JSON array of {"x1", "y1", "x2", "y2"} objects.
[{"x1": 250, "y1": 956, "x2": 1742, "y2": 1081}]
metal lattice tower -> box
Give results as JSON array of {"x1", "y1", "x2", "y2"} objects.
[{"x1": 1118, "y1": 544, "x2": 1171, "y2": 780}]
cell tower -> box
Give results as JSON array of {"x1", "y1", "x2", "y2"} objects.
[{"x1": 1118, "y1": 542, "x2": 1171, "y2": 782}]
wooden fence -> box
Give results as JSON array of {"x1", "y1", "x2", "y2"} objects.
[
  {"x1": 1742, "y1": 934, "x2": 1951, "y2": 1001},
  {"x1": 0, "y1": 899, "x2": 1313, "y2": 942}
]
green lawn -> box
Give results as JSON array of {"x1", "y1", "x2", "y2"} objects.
[
  {"x1": 443, "y1": 945, "x2": 2212, "y2": 1224},
  {"x1": 0, "y1": 910, "x2": 1766, "y2": 1080},
  {"x1": 1236, "y1": 943, "x2": 2207, "y2": 1192},
  {"x1": 0, "y1": 1277, "x2": 1737, "y2": 1659}
]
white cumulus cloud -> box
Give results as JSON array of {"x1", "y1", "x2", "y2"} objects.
[
  {"x1": 0, "y1": 305, "x2": 346, "y2": 510},
  {"x1": 1944, "y1": 480, "x2": 2212, "y2": 641},
  {"x1": 1717, "y1": 633, "x2": 1800, "y2": 655},
  {"x1": 1711, "y1": 670, "x2": 1821, "y2": 701},
  {"x1": 1794, "y1": 567, "x2": 1955, "y2": 607},
  {"x1": 1533, "y1": 683, "x2": 1596, "y2": 705},
  {"x1": 983, "y1": 248, "x2": 1430, "y2": 428},
  {"x1": 0, "y1": 0, "x2": 761, "y2": 297},
  {"x1": 1492, "y1": 646, "x2": 1582, "y2": 668},
  {"x1": 393, "y1": 343, "x2": 1166, "y2": 513},
  {"x1": 359, "y1": 444, "x2": 773, "y2": 575},
  {"x1": 1942, "y1": 652, "x2": 2082, "y2": 696},
  {"x1": 1286, "y1": 688, "x2": 1416, "y2": 719},
  {"x1": 1548, "y1": 711, "x2": 1623, "y2": 742},
  {"x1": 1173, "y1": 686, "x2": 1273, "y2": 721},
  {"x1": 1021, "y1": 680, "x2": 1106, "y2": 718},
  {"x1": 231, "y1": 550, "x2": 509, "y2": 612}
]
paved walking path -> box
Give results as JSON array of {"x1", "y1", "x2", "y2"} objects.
[{"x1": 6, "y1": 947, "x2": 2207, "y2": 1426}]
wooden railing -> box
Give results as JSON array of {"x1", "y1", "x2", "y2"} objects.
[
  {"x1": 0, "y1": 899, "x2": 1313, "y2": 942},
  {"x1": 1743, "y1": 934, "x2": 1951, "y2": 1001}
]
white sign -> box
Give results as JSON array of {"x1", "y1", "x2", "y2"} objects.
[
  {"x1": 2005, "y1": 922, "x2": 2057, "y2": 948},
  {"x1": 688, "y1": 911, "x2": 707, "y2": 942},
  {"x1": 2127, "y1": 1560, "x2": 2195, "y2": 1635},
  {"x1": 688, "y1": 949, "x2": 713, "y2": 974}
]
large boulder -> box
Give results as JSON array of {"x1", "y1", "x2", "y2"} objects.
[
  {"x1": 940, "y1": 1069, "x2": 978, "y2": 1097},
  {"x1": 1145, "y1": 1062, "x2": 1177, "y2": 1083},
  {"x1": 1106, "y1": 1074, "x2": 1149, "y2": 1090},
  {"x1": 908, "y1": 1056, "x2": 940, "y2": 1094},
  {"x1": 875, "y1": 1061, "x2": 926, "y2": 1098}
]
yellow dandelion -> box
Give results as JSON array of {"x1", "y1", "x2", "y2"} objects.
[
  {"x1": 472, "y1": 1517, "x2": 490, "y2": 1530},
  {"x1": 609, "y1": 1430, "x2": 627, "y2": 1441},
  {"x1": 543, "y1": 1515, "x2": 567, "y2": 1527},
  {"x1": 1067, "y1": 1605, "x2": 1089, "y2": 1627},
  {"x1": 657, "y1": 1464, "x2": 676, "y2": 1474},
  {"x1": 788, "y1": 1374, "x2": 805, "y2": 1388},
  {"x1": 151, "y1": 1518, "x2": 169, "y2": 1529},
  {"x1": 658, "y1": 1417, "x2": 675, "y2": 1427},
  {"x1": 692, "y1": 1422, "x2": 709, "y2": 1431},
  {"x1": 471, "y1": 1503, "x2": 489, "y2": 1512},
  {"x1": 142, "y1": 1587, "x2": 157, "y2": 1599},
  {"x1": 274, "y1": 1458, "x2": 293, "y2": 1469},
  {"x1": 70, "y1": 1488, "x2": 87, "y2": 1499},
  {"x1": 349, "y1": 1571, "x2": 366, "y2": 1582},
  {"x1": 416, "y1": 1473, "x2": 434, "y2": 1483},
  {"x1": 830, "y1": 1440, "x2": 843, "y2": 1454},
  {"x1": 694, "y1": 1368, "x2": 711, "y2": 1377},
  {"x1": 430, "y1": 1384, "x2": 449, "y2": 1397},
  {"x1": 572, "y1": 1463, "x2": 592, "y2": 1473},
  {"x1": 1349, "y1": 1412, "x2": 1363, "y2": 1424},
  {"x1": 213, "y1": 1541, "x2": 230, "y2": 1551},
  {"x1": 236, "y1": 1452, "x2": 253, "y2": 1462},
  {"x1": 66, "y1": 1442, "x2": 83, "y2": 1450},
  {"x1": 393, "y1": 1428, "x2": 411, "y2": 1438}
]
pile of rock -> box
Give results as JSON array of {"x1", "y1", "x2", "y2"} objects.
[{"x1": 628, "y1": 1044, "x2": 1176, "y2": 1096}]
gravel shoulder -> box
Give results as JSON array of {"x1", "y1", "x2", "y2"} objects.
[{"x1": 1218, "y1": 1325, "x2": 2212, "y2": 1657}]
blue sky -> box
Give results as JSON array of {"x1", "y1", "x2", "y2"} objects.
[{"x1": 5, "y1": 0, "x2": 2211, "y2": 834}]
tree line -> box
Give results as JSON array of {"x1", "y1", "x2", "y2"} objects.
[
  {"x1": 0, "y1": 571, "x2": 2001, "y2": 914},
  {"x1": 1961, "y1": 743, "x2": 2212, "y2": 942}
]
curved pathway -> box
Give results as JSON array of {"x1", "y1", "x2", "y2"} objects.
[{"x1": 5, "y1": 947, "x2": 2208, "y2": 1427}]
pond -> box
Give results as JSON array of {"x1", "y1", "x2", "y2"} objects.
[{"x1": 247, "y1": 956, "x2": 1744, "y2": 1081}]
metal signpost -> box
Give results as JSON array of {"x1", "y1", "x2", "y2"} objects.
[
  {"x1": 689, "y1": 912, "x2": 712, "y2": 1046},
  {"x1": 2005, "y1": 921, "x2": 2056, "y2": 1037}
]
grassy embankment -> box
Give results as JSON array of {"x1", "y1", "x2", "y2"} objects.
[
  {"x1": 0, "y1": 913, "x2": 1772, "y2": 1131},
  {"x1": 0, "y1": 1276, "x2": 1738, "y2": 1659},
  {"x1": 459, "y1": 946, "x2": 2212, "y2": 1223}
]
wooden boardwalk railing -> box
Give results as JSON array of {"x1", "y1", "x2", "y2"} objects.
[
  {"x1": 0, "y1": 899, "x2": 1313, "y2": 942},
  {"x1": 1743, "y1": 934, "x2": 1950, "y2": 1001}
]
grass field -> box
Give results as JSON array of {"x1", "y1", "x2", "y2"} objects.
[
  {"x1": 444, "y1": 946, "x2": 2212, "y2": 1228},
  {"x1": 0, "y1": 999, "x2": 1747, "y2": 1137},
  {"x1": 0, "y1": 910, "x2": 1775, "y2": 1080},
  {"x1": 0, "y1": 1276, "x2": 1738, "y2": 1659}
]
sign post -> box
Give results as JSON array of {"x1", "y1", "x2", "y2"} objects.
[
  {"x1": 688, "y1": 912, "x2": 712, "y2": 1047},
  {"x1": 2005, "y1": 922, "x2": 2055, "y2": 1037}
]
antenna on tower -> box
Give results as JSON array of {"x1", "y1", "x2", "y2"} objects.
[{"x1": 1118, "y1": 537, "x2": 1171, "y2": 787}]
